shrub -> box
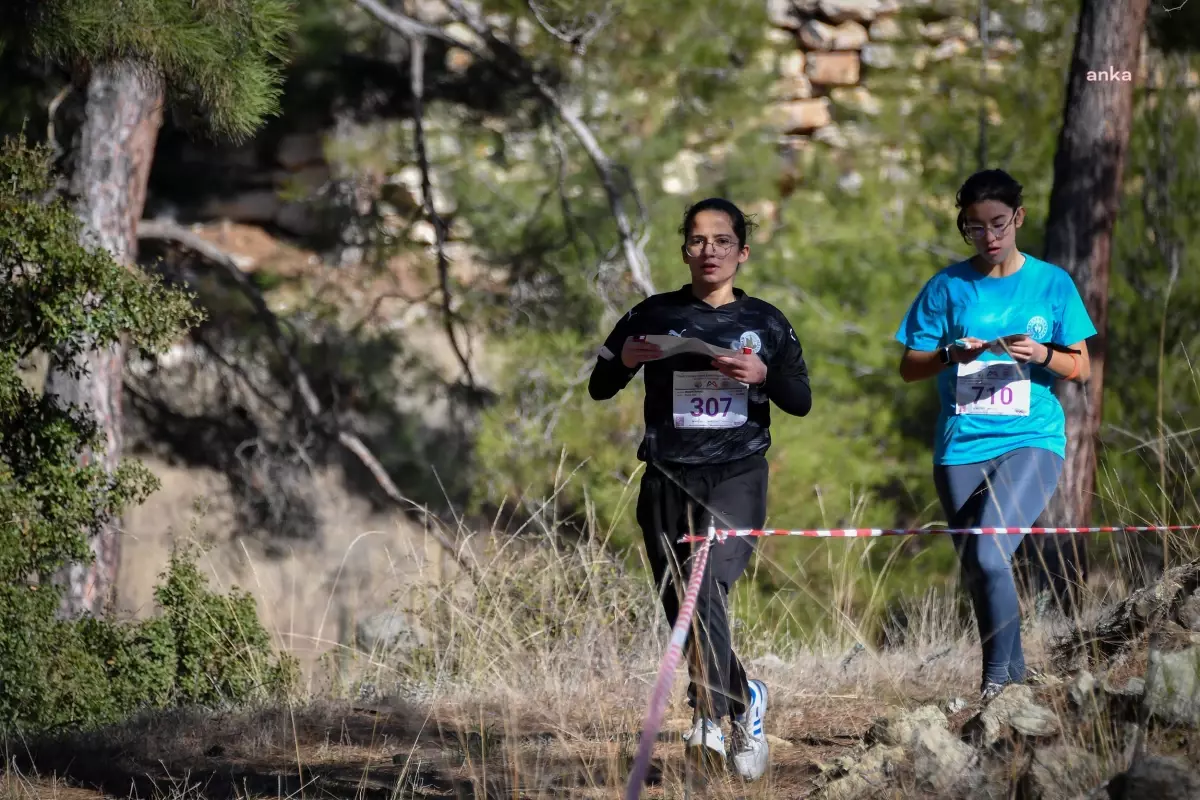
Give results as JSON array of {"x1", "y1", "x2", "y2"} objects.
[{"x1": 0, "y1": 134, "x2": 295, "y2": 734}]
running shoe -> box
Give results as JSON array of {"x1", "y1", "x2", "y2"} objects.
[
  {"x1": 683, "y1": 716, "x2": 726, "y2": 765},
  {"x1": 730, "y1": 679, "x2": 769, "y2": 781}
]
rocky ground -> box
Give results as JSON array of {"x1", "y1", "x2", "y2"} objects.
[{"x1": 10, "y1": 567, "x2": 1200, "y2": 799}]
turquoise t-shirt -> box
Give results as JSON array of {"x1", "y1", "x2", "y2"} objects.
[{"x1": 894, "y1": 253, "x2": 1097, "y2": 465}]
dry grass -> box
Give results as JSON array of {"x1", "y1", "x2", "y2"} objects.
[
  {"x1": 11, "y1": 454, "x2": 1200, "y2": 797},
  {"x1": 11, "y1": 492, "x2": 1146, "y2": 800}
]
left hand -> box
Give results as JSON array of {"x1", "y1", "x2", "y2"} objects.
[
  {"x1": 1001, "y1": 335, "x2": 1049, "y2": 364},
  {"x1": 712, "y1": 352, "x2": 767, "y2": 385}
]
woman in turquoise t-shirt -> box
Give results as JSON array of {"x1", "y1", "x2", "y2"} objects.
[{"x1": 894, "y1": 169, "x2": 1097, "y2": 701}]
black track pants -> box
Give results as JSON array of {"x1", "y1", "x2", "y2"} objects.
[{"x1": 636, "y1": 453, "x2": 767, "y2": 720}]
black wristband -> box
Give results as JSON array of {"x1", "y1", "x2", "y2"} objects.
[{"x1": 1039, "y1": 346, "x2": 1054, "y2": 367}]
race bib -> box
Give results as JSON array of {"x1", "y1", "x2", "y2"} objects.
[
  {"x1": 672, "y1": 371, "x2": 748, "y2": 429},
  {"x1": 955, "y1": 360, "x2": 1030, "y2": 416}
]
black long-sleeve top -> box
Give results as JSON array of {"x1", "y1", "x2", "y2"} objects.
[{"x1": 588, "y1": 284, "x2": 811, "y2": 466}]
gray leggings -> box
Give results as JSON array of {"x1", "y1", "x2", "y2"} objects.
[{"x1": 933, "y1": 447, "x2": 1064, "y2": 687}]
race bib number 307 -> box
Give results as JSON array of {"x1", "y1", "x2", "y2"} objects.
[
  {"x1": 955, "y1": 360, "x2": 1030, "y2": 416},
  {"x1": 672, "y1": 371, "x2": 748, "y2": 429}
]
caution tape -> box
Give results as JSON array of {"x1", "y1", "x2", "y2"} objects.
[
  {"x1": 624, "y1": 537, "x2": 711, "y2": 800},
  {"x1": 623, "y1": 520, "x2": 1200, "y2": 798},
  {"x1": 678, "y1": 524, "x2": 1200, "y2": 543}
]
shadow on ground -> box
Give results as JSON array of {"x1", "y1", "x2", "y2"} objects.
[{"x1": 3, "y1": 702, "x2": 830, "y2": 799}]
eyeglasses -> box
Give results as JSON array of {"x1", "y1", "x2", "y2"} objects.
[
  {"x1": 684, "y1": 236, "x2": 740, "y2": 258},
  {"x1": 962, "y1": 213, "x2": 1016, "y2": 241}
]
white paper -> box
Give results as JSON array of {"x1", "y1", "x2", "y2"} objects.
[{"x1": 640, "y1": 335, "x2": 739, "y2": 360}]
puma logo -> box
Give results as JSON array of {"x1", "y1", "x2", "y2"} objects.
[{"x1": 668, "y1": 329, "x2": 686, "y2": 337}]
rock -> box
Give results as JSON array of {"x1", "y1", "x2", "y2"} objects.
[
  {"x1": 276, "y1": 133, "x2": 324, "y2": 170},
  {"x1": 860, "y1": 42, "x2": 898, "y2": 69},
  {"x1": 1068, "y1": 670, "x2": 1096, "y2": 709},
  {"x1": 778, "y1": 50, "x2": 806, "y2": 79},
  {"x1": 962, "y1": 685, "x2": 1061, "y2": 748},
  {"x1": 946, "y1": 697, "x2": 969, "y2": 714},
  {"x1": 868, "y1": 705, "x2": 948, "y2": 746},
  {"x1": 356, "y1": 608, "x2": 429, "y2": 655},
  {"x1": 800, "y1": 20, "x2": 868, "y2": 50},
  {"x1": 830, "y1": 86, "x2": 881, "y2": 115},
  {"x1": 445, "y1": 48, "x2": 474, "y2": 74},
  {"x1": 831, "y1": 21, "x2": 870, "y2": 49},
  {"x1": 1145, "y1": 646, "x2": 1200, "y2": 727},
  {"x1": 1050, "y1": 562, "x2": 1200, "y2": 672},
  {"x1": 817, "y1": 0, "x2": 884, "y2": 24},
  {"x1": 799, "y1": 20, "x2": 838, "y2": 50},
  {"x1": 411, "y1": 0, "x2": 452, "y2": 24},
  {"x1": 765, "y1": 27, "x2": 797, "y2": 46},
  {"x1": 767, "y1": 0, "x2": 801, "y2": 29},
  {"x1": 1177, "y1": 590, "x2": 1200, "y2": 631},
  {"x1": 813, "y1": 123, "x2": 851, "y2": 148},
  {"x1": 1105, "y1": 756, "x2": 1200, "y2": 799},
  {"x1": 409, "y1": 220, "x2": 437, "y2": 245},
  {"x1": 920, "y1": 19, "x2": 979, "y2": 42},
  {"x1": 931, "y1": 39, "x2": 969, "y2": 62},
  {"x1": 868, "y1": 15, "x2": 904, "y2": 41},
  {"x1": 661, "y1": 149, "x2": 703, "y2": 196},
  {"x1": 771, "y1": 98, "x2": 832, "y2": 133},
  {"x1": 770, "y1": 75, "x2": 814, "y2": 101},
  {"x1": 812, "y1": 745, "x2": 906, "y2": 800},
  {"x1": 806, "y1": 51, "x2": 860, "y2": 85},
  {"x1": 865, "y1": 706, "x2": 977, "y2": 794},
  {"x1": 444, "y1": 21, "x2": 486, "y2": 51},
  {"x1": 1019, "y1": 745, "x2": 1100, "y2": 800}
]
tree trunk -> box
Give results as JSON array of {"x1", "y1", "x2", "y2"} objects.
[
  {"x1": 1036, "y1": 0, "x2": 1148, "y2": 608},
  {"x1": 45, "y1": 59, "x2": 164, "y2": 618}
]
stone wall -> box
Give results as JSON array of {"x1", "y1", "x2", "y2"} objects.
[
  {"x1": 151, "y1": 0, "x2": 1044, "y2": 245},
  {"x1": 761, "y1": 0, "x2": 1025, "y2": 149}
]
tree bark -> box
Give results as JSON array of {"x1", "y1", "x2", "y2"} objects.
[
  {"x1": 1042, "y1": 0, "x2": 1148, "y2": 524},
  {"x1": 45, "y1": 59, "x2": 164, "y2": 618},
  {"x1": 1036, "y1": 0, "x2": 1148, "y2": 609}
]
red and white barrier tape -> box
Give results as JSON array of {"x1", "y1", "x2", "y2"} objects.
[
  {"x1": 625, "y1": 538, "x2": 711, "y2": 800},
  {"x1": 679, "y1": 524, "x2": 1200, "y2": 543},
  {"x1": 624, "y1": 520, "x2": 1200, "y2": 797}
]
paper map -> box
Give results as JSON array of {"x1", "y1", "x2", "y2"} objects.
[{"x1": 639, "y1": 335, "x2": 740, "y2": 360}]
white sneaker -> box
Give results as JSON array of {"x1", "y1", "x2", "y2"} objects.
[
  {"x1": 683, "y1": 717, "x2": 726, "y2": 762},
  {"x1": 731, "y1": 679, "x2": 769, "y2": 781}
]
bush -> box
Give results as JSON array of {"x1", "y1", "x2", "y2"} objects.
[{"x1": 0, "y1": 134, "x2": 295, "y2": 734}]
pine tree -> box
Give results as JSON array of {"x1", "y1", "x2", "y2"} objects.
[{"x1": 0, "y1": 0, "x2": 294, "y2": 617}]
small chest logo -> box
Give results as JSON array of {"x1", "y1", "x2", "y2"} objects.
[
  {"x1": 668, "y1": 329, "x2": 686, "y2": 337},
  {"x1": 732, "y1": 331, "x2": 762, "y2": 354},
  {"x1": 1026, "y1": 316, "x2": 1049, "y2": 340}
]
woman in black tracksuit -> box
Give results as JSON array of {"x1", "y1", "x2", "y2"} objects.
[{"x1": 589, "y1": 197, "x2": 811, "y2": 781}]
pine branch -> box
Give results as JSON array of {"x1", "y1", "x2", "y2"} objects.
[
  {"x1": 407, "y1": 33, "x2": 476, "y2": 389},
  {"x1": 136, "y1": 218, "x2": 481, "y2": 584},
  {"x1": 350, "y1": 0, "x2": 656, "y2": 298}
]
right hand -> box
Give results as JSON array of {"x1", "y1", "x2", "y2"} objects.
[
  {"x1": 621, "y1": 336, "x2": 663, "y2": 368},
  {"x1": 949, "y1": 337, "x2": 987, "y2": 364}
]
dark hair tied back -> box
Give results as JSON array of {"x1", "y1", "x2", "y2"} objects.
[
  {"x1": 679, "y1": 197, "x2": 758, "y2": 249},
  {"x1": 954, "y1": 169, "x2": 1023, "y2": 237}
]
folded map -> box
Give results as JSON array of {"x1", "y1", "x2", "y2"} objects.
[{"x1": 639, "y1": 335, "x2": 740, "y2": 360}]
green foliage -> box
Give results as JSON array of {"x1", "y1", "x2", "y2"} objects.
[
  {"x1": 0, "y1": 136, "x2": 295, "y2": 733},
  {"x1": 3, "y1": 0, "x2": 295, "y2": 139},
  {"x1": 153, "y1": 544, "x2": 299, "y2": 708},
  {"x1": 461, "y1": 0, "x2": 1089, "y2": 639}
]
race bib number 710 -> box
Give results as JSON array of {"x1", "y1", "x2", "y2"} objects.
[
  {"x1": 672, "y1": 371, "x2": 748, "y2": 429},
  {"x1": 955, "y1": 360, "x2": 1030, "y2": 416}
]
